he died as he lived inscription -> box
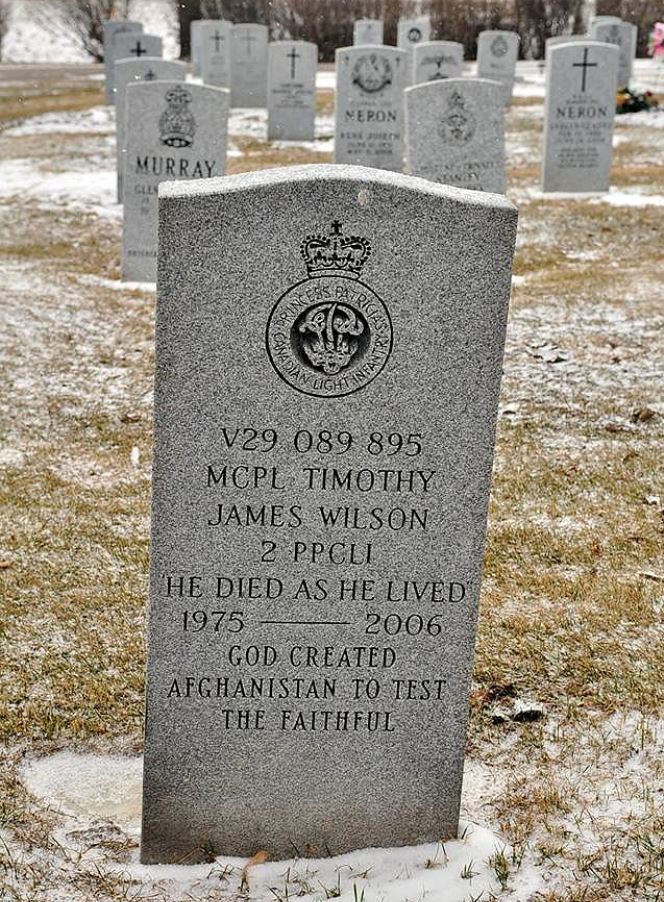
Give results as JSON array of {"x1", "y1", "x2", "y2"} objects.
[{"x1": 159, "y1": 221, "x2": 467, "y2": 735}]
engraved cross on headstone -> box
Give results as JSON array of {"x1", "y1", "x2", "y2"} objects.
[
  {"x1": 143, "y1": 68, "x2": 157, "y2": 81},
  {"x1": 212, "y1": 31, "x2": 223, "y2": 53},
  {"x1": 287, "y1": 47, "x2": 300, "y2": 79},
  {"x1": 130, "y1": 39, "x2": 147, "y2": 57},
  {"x1": 242, "y1": 32, "x2": 257, "y2": 56},
  {"x1": 572, "y1": 47, "x2": 598, "y2": 92}
]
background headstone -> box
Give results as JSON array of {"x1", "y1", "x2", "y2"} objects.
[
  {"x1": 114, "y1": 33, "x2": 163, "y2": 74},
  {"x1": 397, "y1": 17, "x2": 432, "y2": 85},
  {"x1": 201, "y1": 20, "x2": 233, "y2": 89},
  {"x1": 191, "y1": 20, "x2": 205, "y2": 78},
  {"x1": 114, "y1": 58, "x2": 186, "y2": 202},
  {"x1": 542, "y1": 41, "x2": 619, "y2": 194},
  {"x1": 590, "y1": 20, "x2": 635, "y2": 88},
  {"x1": 335, "y1": 46, "x2": 407, "y2": 171},
  {"x1": 122, "y1": 82, "x2": 229, "y2": 282},
  {"x1": 231, "y1": 23, "x2": 269, "y2": 107},
  {"x1": 268, "y1": 41, "x2": 317, "y2": 141},
  {"x1": 141, "y1": 162, "x2": 518, "y2": 864},
  {"x1": 476, "y1": 30, "x2": 520, "y2": 105},
  {"x1": 412, "y1": 41, "x2": 464, "y2": 85},
  {"x1": 353, "y1": 18, "x2": 384, "y2": 46},
  {"x1": 406, "y1": 78, "x2": 506, "y2": 193},
  {"x1": 103, "y1": 20, "x2": 142, "y2": 105}
]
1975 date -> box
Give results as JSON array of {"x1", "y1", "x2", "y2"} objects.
[{"x1": 218, "y1": 427, "x2": 423, "y2": 456}]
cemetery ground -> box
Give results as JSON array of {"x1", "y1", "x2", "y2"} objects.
[{"x1": 0, "y1": 64, "x2": 663, "y2": 902}]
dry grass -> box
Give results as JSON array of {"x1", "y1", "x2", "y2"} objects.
[{"x1": 0, "y1": 68, "x2": 662, "y2": 902}]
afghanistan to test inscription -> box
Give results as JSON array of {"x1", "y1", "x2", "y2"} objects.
[{"x1": 141, "y1": 165, "x2": 517, "y2": 863}]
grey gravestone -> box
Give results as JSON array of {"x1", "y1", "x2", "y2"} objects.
[
  {"x1": 591, "y1": 20, "x2": 634, "y2": 88},
  {"x1": 589, "y1": 15, "x2": 621, "y2": 29},
  {"x1": 114, "y1": 32, "x2": 163, "y2": 76},
  {"x1": 268, "y1": 41, "x2": 317, "y2": 142},
  {"x1": 476, "y1": 30, "x2": 520, "y2": 105},
  {"x1": 122, "y1": 82, "x2": 229, "y2": 282},
  {"x1": 141, "y1": 162, "x2": 518, "y2": 864},
  {"x1": 231, "y1": 23, "x2": 269, "y2": 107},
  {"x1": 397, "y1": 17, "x2": 432, "y2": 86},
  {"x1": 335, "y1": 46, "x2": 407, "y2": 171},
  {"x1": 542, "y1": 41, "x2": 618, "y2": 194},
  {"x1": 353, "y1": 19, "x2": 384, "y2": 46},
  {"x1": 114, "y1": 58, "x2": 186, "y2": 202},
  {"x1": 103, "y1": 20, "x2": 142, "y2": 105},
  {"x1": 406, "y1": 78, "x2": 506, "y2": 193},
  {"x1": 191, "y1": 20, "x2": 205, "y2": 78},
  {"x1": 201, "y1": 20, "x2": 233, "y2": 89},
  {"x1": 412, "y1": 41, "x2": 464, "y2": 85}
]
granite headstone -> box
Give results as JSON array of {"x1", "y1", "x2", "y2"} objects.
[
  {"x1": 114, "y1": 58, "x2": 186, "y2": 202},
  {"x1": 231, "y1": 23, "x2": 269, "y2": 107},
  {"x1": 103, "y1": 20, "x2": 142, "y2": 104},
  {"x1": 122, "y1": 82, "x2": 229, "y2": 281},
  {"x1": 353, "y1": 19, "x2": 384, "y2": 46},
  {"x1": 141, "y1": 162, "x2": 518, "y2": 863},
  {"x1": 267, "y1": 41, "x2": 317, "y2": 142},
  {"x1": 406, "y1": 78, "x2": 506, "y2": 193},
  {"x1": 201, "y1": 20, "x2": 233, "y2": 89},
  {"x1": 412, "y1": 41, "x2": 464, "y2": 84},
  {"x1": 114, "y1": 32, "x2": 163, "y2": 74},
  {"x1": 334, "y1": 46, "x2": 407, "y2": 171},
  {"x1": 542, "y1": 41, "x2": 619, "y2": 193},
  {"x1": 590, "y1": 19, "x2": 634, "y2": 88},
  {"x1": 397, "y1": 17, "x2": 432, "y2": 86},
  {"x1": 476, "y1": 30, "x2": 520, "y2": 105},
  {"x1": 191, "y1": 20, "x2": 204, "y2": 78}
]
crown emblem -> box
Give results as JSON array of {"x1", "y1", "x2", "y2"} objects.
[
  {"x1": 159, "y1": 86, "x2": 196, "y2": 149},
  {"x1": 300, "y1": 221, "x2": 371, "y2": 279},
  {"x1": 438, "y1": 89, "x2": 476, "y2": 146}
]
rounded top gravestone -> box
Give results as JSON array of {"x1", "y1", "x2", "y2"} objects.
[{"x1": 141, "y1": 163, "x2": 518, "y2": 864}]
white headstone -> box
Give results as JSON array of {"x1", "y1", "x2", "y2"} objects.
[
  {"x1": 397, "y1": 17, "x2": 432, "y2": 86},
  {"x1": 412, "y1": 41, "x2": 464, "y2": 85},
  {"x1": 231, "y1": 23, "x2": 269, "y2": 107},
  {"x1": 476, "y1": 30, "x2": 520, "y2": 105},
  {"x1": 335, "y1": 46, "x2": 408, "y2": 171},
  {"x1": 354, "y1": 19, "x2": 384, "y2": 46},
  {"x1": 201, "y1": 20, "x2": 233, "y2": 89},
  {"x1": 191, "y1": 20, "x2": 205, "y2": 78},
  {"x1": 542, "y1": 41, "x2": 619, "y2": 194},
  {"x1": 122, "y1": 82, "x2": 230, "y2": 282},
  {"x1": 114, "y1": 58, "x2": 186, "y2": 202},
  {"x1": 103, "y1": 20, "x2": 143, "y2": 104},
  {"x1": 267, "y1": 41, "x2": 317, "y2": 141},
  {"x1": 591, "y1": 19, "x2": 635, "y2": 88},
  {"x1": 114, "y1": 33, "x2": 163, "y2": 72},
  {"x1": 406, "y1": 78, "x2": 506, "y2": 193}
]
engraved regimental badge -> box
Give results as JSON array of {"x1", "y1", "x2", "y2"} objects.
[
  {"x1": 266, "y1": 222, "x2": 393, "y2": 398},
  {"x1": 159, "y1": 86, "x2": 196, "y2": 148},
  {"x1": 438, "y1": 89, "x2": 476, "y2": 145},
  {"x1": 490, "y1": 34, "x2": 509, "y2": 57},
  {"x1": 408, "y1": 26, "x2": 423, "y2": 43},
  {"x1": 351, "y1": 53, "x2": 393, "y2": 93}
]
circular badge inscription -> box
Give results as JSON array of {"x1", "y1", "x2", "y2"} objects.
[{"x1": 266, "y1": 275, "x2": 393, "y2": 398}]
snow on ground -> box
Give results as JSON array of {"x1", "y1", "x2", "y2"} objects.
[
  {"x1": 20, "y1": 751, "x2": 545, "y2": 902},
  {"x1": 3, "y1": 105, "x2": 115, "y2": 137},
  {"x1": 0, "y1": 158, "x2": 119, "y2": 217}
]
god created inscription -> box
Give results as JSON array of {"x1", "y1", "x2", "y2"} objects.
[
  {"x1": 142, "y1": 165, "x2": 517, "y2": 865},
  {"x1": 166, "y1": 423, "x2": 465, "y2": 735}
]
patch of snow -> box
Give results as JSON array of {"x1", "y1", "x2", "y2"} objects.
[
  {"x1": 20, "y1": 751, "x2": 545, "y2": 901},
  {"x1": 4, "y1": 106, "x2": 115, "y2": 137},
  {"x1": 616, "y1": 109, "x2": 664, "y2": 129},
  {"x1": 597, "y1": 189, "x2": 664, "y2": 207},
  {"x1": 0, "y1": 159, "x2": 118, "y2": 215}
]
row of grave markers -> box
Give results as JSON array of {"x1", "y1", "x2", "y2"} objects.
[
  {"x1": 109, "y1": 23, "x2": 623, "y2": 283},
  {"x1": 94, "y1": 14, "x2": 639, "y2": 870}
]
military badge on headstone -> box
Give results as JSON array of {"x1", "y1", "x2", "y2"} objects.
[
  {"x1": 491, "y1": 34, "x2": 509, "y2": 56},
  {"x1": 438, "y1": 89, "x2": 476, "y2": 145},
  {"x1": 159, "y1": 86, "x2": 196, "y2": 148},
  {"x1": 266, "y1": 222, "x2": 393, "y2": 398},
  {"x1": 351, "y1": 53, "x2": 393, "y2": 93}
]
